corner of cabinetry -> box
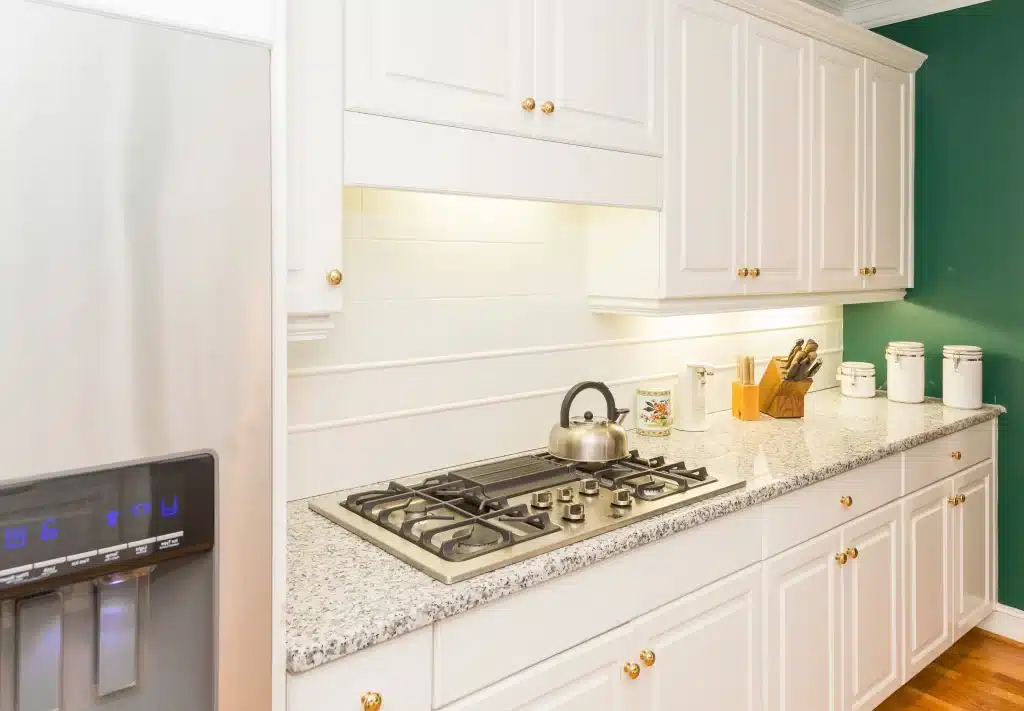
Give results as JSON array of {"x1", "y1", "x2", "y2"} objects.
[
  {"x1": 583, "y1": 203, "x2": 663, "y2": 303},
  {"x1": 288, "y1": 313, "x2": 336, "y2": 342}
]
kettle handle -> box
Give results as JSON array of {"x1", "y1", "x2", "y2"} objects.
[{"x1": 560, "y1": 381, "x2": 623, "y2": 427}]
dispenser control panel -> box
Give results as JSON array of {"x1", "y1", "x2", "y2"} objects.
[{"x1": 0, "y1": 453, "x2": 214, "y2": 596}]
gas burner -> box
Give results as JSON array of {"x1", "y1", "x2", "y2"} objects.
[{"x1": 314, "y1": 451, "x2": 745, "y2": 583}]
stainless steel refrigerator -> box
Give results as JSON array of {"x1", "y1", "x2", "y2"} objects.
[{"x1": 0, "y1": 1, "x2": 273, "y2": 709}]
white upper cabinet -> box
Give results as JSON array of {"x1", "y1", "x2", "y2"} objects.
[
  {"x1": 811, "y1": 42, "x2": 866, "y2": 293},
  {"x1": 745, "y1": 18, "x2": 811, "y2": 295},
  {"x1": 663, "y1": 0, "x2": 746, "y2": 299},
  {"x1": 345, "y1": 0, "x2": 661, "y2": 156},
  {"x1": 533, "y1": 0, "x2": 663, "y2": 155},
  {"x1": 866, "y1": 60, "x2": 912, "y2": 291},
  {"x1": 345, "y1": 0, "x2": 534, "y2": 137},
  {"x1": 38, "y1": 0, "x2": 272, "y2": 40}
]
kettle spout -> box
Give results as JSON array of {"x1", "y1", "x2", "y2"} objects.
[{"x1": 614, "y1": 408, "x2": 630, "y2": 425}]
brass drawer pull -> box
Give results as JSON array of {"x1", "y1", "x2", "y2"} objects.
[
  {"x1": 840, "y1": 495, "x2": 853, "y2": 508},
  {"x1": 835, "y1": 552, "x2": 848, "y2": 566},
  {"x1": 521, "y1": 97, "x2": 536, "y2": 111},
  {"x1": 623, "y1": 662, "x2": 641, "y2": 679},
  {"x1": 361, "y1": 692, "x2": 382, "y2": 711},
  {"x1": 846, "y1": 547, "x2": 859, "y2": 559},
  {"x1": 640, "y1": 649, "x2": 656, "y2": 667},
  {"x1": 952, "y1": 451, "x2": 963, "y2": 461}
]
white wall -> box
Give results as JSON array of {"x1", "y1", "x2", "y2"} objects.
[{"x1": 287, "y1": 189, "x2": 843, "y2": 501}]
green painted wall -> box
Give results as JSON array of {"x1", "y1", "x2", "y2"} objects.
[{"x1": 844, "y1": 0, "x2": 1023, "y2": 609}]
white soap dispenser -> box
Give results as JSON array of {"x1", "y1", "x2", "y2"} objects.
[{"x1": 675, "y1": 363, "x2": 715, "y2": 432}]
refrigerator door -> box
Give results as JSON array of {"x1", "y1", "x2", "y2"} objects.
[{"x1": 0, "y1": 1, "x2": 273, "y2": 709}]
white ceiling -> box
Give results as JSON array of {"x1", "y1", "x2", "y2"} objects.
[{"x1": 802, "y1": 0, "x2": 991, "y2": 27}]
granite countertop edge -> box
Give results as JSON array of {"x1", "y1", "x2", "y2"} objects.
[{"x1": 286, "y1": 402, "x2": 1004, "y2": 674}]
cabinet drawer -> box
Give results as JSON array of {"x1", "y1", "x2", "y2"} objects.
[
  {"x1": 287, "y1": 627, "x2": 432, "y2": 711},
  {"x1": 904, "y1": 422, "x2": 993, "y2": 495},
  {"x1": 762, "y1": 455, "x2": 902, "y2": 559},
  {"x1": 432, "y1": 506, "x2": 762, "y2": 707}
]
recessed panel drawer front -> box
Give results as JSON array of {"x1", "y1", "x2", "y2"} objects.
[
  {"x1": 903, "y1": 422, "x2": 993, "y2": 495},
  {"x1": 762, "y1": 455, "x2": 902, "y2": 559}
]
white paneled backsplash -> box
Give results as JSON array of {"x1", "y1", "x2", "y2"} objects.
[{"x1": 287, "y1": 189, "x2": 843, "y2": 501}]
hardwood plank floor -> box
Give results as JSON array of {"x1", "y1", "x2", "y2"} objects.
[{"x1": 878, "y1": 629, "x2": 1024, "y2": 710}]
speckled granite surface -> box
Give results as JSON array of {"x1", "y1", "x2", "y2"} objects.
[{"x1": 287, "y1": 390, "x2": 1003, "y2": 673}]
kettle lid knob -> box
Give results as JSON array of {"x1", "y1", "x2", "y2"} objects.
[{"x1": 583, "y1": 411, "x2": 594, "y2": 421}]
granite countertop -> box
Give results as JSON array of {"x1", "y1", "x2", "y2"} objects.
[{"x1": 286, "y1": 390, "x2": 1004, "y2": 674}]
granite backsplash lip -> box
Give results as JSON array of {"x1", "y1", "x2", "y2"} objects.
[{"x1": 286, "y1": 390, "x2": 1004, "y2": 674}]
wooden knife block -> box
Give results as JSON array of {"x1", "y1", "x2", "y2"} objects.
[{"x1": 758, "y1": 357, "x2": 813, "y2": 419}]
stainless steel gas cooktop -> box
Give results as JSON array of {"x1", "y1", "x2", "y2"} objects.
[{"x1": 309, "y1": 450, "x2": 745, "y2": 584}]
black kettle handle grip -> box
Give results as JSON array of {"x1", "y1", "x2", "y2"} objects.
[{"x1": 560, "y1": 381, "x2": 618, "y2": 427}]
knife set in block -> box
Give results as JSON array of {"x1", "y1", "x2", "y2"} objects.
[{"x1": 758, "y1": 339, "x2": 819, "y2": 419}]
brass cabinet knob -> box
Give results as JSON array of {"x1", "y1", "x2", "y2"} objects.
[
  {"x1": 951, "y1": 451, "x2": 963, "y2": 461},
  {"x1": 948, "y1": 495, "x2": 959, "y2": 507},
  {"x1": 958, "y1": 493, "x2": 967, "y2": 504},
  {"x1": 541, "y1": 100, "x2": 555, "y2": 114},
  {"x1": 361, "y1": 692, "x2": 382, "y2": 711},
  {"x1": 521, "y1": 97, "x2": 536, "y2": 111},
  {"x1": 623, "y1": 662, "x2": 641, "y2": 679},
  {"x1": 640, "y1": 649, "x2": 656, "y2": 667},
  {"x1": 870, "y1": 267, "x2": 878, "y2": 275},
  {"x1": 738, "y1": 267, "x2": 749, "y2": 277},
  {"x1": 840, "y1": 495, "x2": 853, "y2": 508},
  {"x1": 846, "y1": 547, "x2": 859, "y2": 559},
  {"x1": 327, "y1": 269, "x2": 343, "y2": 287},
  {"x1": 750, "y1": 267, "x2": 761, "y2": 277},
  {"x1": 835, "y1": 552, "x2": 848, "y2": 566},
  {"x1": 859, "y1": 267, "x2": 869, "y2": 276}
]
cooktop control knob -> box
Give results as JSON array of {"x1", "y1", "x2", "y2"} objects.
[
  {"x1": 579, "y1": 478, "x2": 600, "y2": 497},
  {"x1": 531, "y1": 491, "x2": 554, "y2": 509},
  {"x1": 562, "y1": 502, "x2": 586, "y2": 522},
  {"x1": 611, "y1": 487, "x2": 634, "y2": 508},
  {"x1": 557, "y1": 486, "x2": 575, "y2": 503}
]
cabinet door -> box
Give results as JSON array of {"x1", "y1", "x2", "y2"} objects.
[
  {"x1": 663, "y1": 0, "x2": 746, "y2": 298},
  {"x1": 842, "y1": 502, "x2": 902, "y2": 711},
  {"x1": 953, "y1": 462, "x2": 994, "y2": 640},
  {"x1": 865, "y1": 61, "x2": 911, "y2": 291},
  {"x1": 633, "y1": 565, "x2": 761, "y2": 711},
  {"x1": 287, "y1": 0, "x2": 344, "y2": 341},
  {"x1": 745, "y1": 18, "x2": 810, "y2": 295},
  {"x1": 441, "y1": 624, "x2": 630, "y2": 711},
  {"x1": 763, "y1": 531, "x2": 842, "y2": 711},
  {"x1": 903, "y1": 478, "x2": 954, "y2": 678},
  {"x1": 345, "y1": 0, "x2": 534, "y2": 137},
  {"x1": 534, "y1": 0, "x2": 662, "y2": 155},
  {"x1": 811, "y1": 42, "x2": 866, "y2": 293}
]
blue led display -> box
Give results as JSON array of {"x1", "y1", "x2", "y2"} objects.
[
  {"x1": 4, "y1": 527, "x2": 25, "y2": 550},
  {"x1": 132, "y1": 502, "x2": 151, "y2": 517},
  {"x1": 161, "y1": 497, "x2": 178, "y2": 518},
  {"x1": 40, "y1": 518, "x2": 58, "y2": 541}
]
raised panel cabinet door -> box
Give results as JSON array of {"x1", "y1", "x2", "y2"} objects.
[
  {"x1": 745, "y1": 18, "x2": 811, "y2": 295},
  {"x1": 441, "y1": 623, "x2": 630, "y2": 711},
  {"x1": 763, "y1": 531, "x2": 842, "y2": 711},
  {"x1": 865, "y1": 61, "x2": 911, "y2": 290},
  {"x1": 903, "y1": 478, "x2": 954, "y2": 679},
  {"x1": 953, "y1": 462, "x2": 994, "y2": 640},
  {"x1": 534, "y1": 0, "x2": 663, "y2": 155},
  {"x1": 631, "y1": 565, "x2": 761, "y2": 711},
  {"x1": 841, "y1": 502, "x2": 903, "y2": 711},
  {"x1": 810, "y1": 42, "x2": 866, "y2": 293},
  {"x1": 663, "y1": 0, "x2": 746, "y2": 298},
  {"x1": 345, "y1": 0, "x2": 534, "y2": 137}
]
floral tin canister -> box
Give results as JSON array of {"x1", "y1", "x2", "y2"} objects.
[{"x1": 636, "y1": 388, "x2": 673, "y2": 436}]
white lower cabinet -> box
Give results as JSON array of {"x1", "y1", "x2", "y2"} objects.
[
  {"x1": 442, "y1": 623, "x2": 631, "y2": 711},
  {"x1": 633, "y1": 565, "x2": 762, "y2": 711},
  {"x1": 763, "y1": 530, "x2": 842, "y2": 711},
  {"x1": 903, "y1": 477, "x2": 954, "y2": 677},
  {"x1": 953, "y1": 462, "x2": 994, "y2": 638},
  {"x1": 842, "y1": 503, "x2": 903, "y2": 711}
]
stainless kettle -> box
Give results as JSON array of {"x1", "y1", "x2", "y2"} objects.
[{"x1": 548, "y1": 381, "x2": 630, "y2": 463}]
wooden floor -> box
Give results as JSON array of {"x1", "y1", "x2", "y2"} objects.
[{"x1": 878, "y1": 629, "x2": 1024, "y2": 710}]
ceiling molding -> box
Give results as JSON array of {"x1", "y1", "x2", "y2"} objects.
[
  {"x1": 802, "y1": 0, "x2": 844, "y2": 13},
  {"x1": 824, "y1": 0, "x2": 992, "y2": 27}
]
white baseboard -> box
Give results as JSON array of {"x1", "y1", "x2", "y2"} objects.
[{"x1": 979, "y1": 603, "x2": 1024, "y2": 643}]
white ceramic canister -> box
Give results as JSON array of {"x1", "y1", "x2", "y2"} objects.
[
  {"x1": 837, "y1": 362, "x2": 876, "y2": 398},
  {"x1": 636, "y1": 387, "x2": 673, "y2": 436},
  {"x1": 942, "y1": 345, "x2": 983, "y2": 409},
  {"x1": 885, "y1": 341, "x2": 925, "y2": 403}
]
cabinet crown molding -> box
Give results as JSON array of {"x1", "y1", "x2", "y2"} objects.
[{"x1": 718, "y1": 0, "x2": 926, "y2": 71}]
